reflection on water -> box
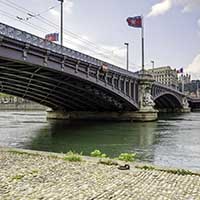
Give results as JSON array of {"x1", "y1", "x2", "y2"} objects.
[
  {"x1": 0, "y1": 111, "x2": 200, "y2": 170},
  {"x1": 26, "y1": 120, "x2": 157, "y2": 161}
]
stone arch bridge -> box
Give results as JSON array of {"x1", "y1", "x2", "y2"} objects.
[{"x1": 0, "y1": 23, "x2": 191, "y2": 121}]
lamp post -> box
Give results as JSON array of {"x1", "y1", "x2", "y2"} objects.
[
  {"x1": 181, "y1": 74, "x2": 184, "y2": 93},
  {"x1": 151, "y1": 60, "x2": 154, "y2": 78},
  {"x1": 58, "y1": 0, "x2": 64, "y2": 46},
  {"x1": 151, "y1": 60, "x2": 154, "y2": 70},
  {"x1": 124, "y1": 43, "x2": 129, "y2": 71}
]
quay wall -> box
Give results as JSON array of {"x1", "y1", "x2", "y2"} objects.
[{"x1": 0, "y1": 96, "x2": 46, "y2": 111}]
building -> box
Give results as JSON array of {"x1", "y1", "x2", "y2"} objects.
[
  {"x1": 178, "y1": 74, "x2": 191, "y2": 93},
  {"x1": 178, "y1": 74, "x2": 191, "y2": 85},
  {"x1": 148, "y1": 66, "x2": 178, "y2": 89}
]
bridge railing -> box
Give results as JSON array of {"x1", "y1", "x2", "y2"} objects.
[
  {"x1": 0, "y1": 22, "x2": 138, "y2": 79},
  {"x1": 153, "y1": 82, "x2": 185, "y2": 96}
]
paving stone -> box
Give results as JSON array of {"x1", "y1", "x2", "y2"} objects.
[{"x1": 0, "y1": 149, "x2": 200, "y2": 200}]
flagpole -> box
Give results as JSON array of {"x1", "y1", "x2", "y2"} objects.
[
  {"x1": 58, "y1": 0, "x2": 64, "y2": 46},
  {"x1": 141, "y1": 15, "x2": 144, "y2": 72}
]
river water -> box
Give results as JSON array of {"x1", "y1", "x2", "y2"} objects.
[{"x1": 0, "y1": 111, "x2": 200, "y2": 170}]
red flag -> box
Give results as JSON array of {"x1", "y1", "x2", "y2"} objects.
[
  {"x1": 127, "y1": 16, "x2": 142, "y2": 28},
  {"x1": 45, "y1": 33, "x2": 59, "y2": 42}
]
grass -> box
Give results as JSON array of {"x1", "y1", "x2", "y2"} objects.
[
  {"x1": 7, "y1": 148, "x2": 139, "y2": 166},
  {"x1": 135, "y1": 165, "x2": 200, "y2": 176},
  {"x1": 11, "y1": 174, "x2": 25, "y2": 181},
  {"x1": 118, "y1": 153, "x2": 136, "y2": 162},
  {"x1": 98, "y1": 158, "x2": 119, "y2": 166},
  {"x1": 90, "y1": 150, "x2": 107, "y2": 158},
  {"x1": 63, "y1": 151, "x2": 82, "y2": 162},
  {"x1": 31, "y1": 169, "x2": 39, "y2": 174}
]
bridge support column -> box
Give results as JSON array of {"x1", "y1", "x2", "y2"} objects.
[
  {"x1": 136, "y1": 71, "x2": 158, "y2": 121},
  {"x1": 181, "y1": 97, "x2": 191, "y2": 113}
]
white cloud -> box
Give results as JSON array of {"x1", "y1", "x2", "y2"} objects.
[
  {"x1": 49, "y1": 9, "x2": 59, "y2": 17},
  {"x1": 178, "y1": 0, "x2": 200, "y2": 13},
  {"x1": 64, "y1": 1, "x2": 74, "y2": 14},
  {"x1": 198, "y1": 18, "x2": 200, "y2": 27},
  {"x1": 185, "y1": 54, "x2": 200, "y2": 79},
  {"x1": 148, "y1": 0, "x2": 200, "y2": 17},
  {"x1": 147, "y1": 0, "x2": 172, "y2": 17},
  {"x1": 197, "y1": 18, "x2": 200, "y2": 37}
]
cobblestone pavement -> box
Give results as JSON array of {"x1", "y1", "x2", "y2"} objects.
[{"x1": 0, "y1": 148, "x2": 200, "y2": 200}]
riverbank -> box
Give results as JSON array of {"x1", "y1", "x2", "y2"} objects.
[
  {"x1": 0, "y1": 102, "x2": 46, "y2": 111},
  {"x1": 0, "y1": 148, "x2": 200, "y2": 199}
]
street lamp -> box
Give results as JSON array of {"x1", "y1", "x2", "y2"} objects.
[
  {"x1": 151, "y1": 60, "x2": 155, "y2": 78},
  {"x1": 151, "y1": 60, "x2": 154, "y2": 70},
  {"x1": 124, "y1": 43, "x2": 129, "y2": 71},
  {"x1": 58, "y1": 0, "x2": 64, "y2": 46}
]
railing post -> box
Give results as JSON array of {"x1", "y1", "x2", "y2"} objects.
[
  {"x1": 118, "y1": 75, "x2": 121, "y2": 92},
  {"x1": 128, "y1": 80, "x2": 132, "y2": 98}
]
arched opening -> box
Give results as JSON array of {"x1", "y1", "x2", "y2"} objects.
[{"x1": 154, "y1": 93, "x2": 182, "y2": 112}]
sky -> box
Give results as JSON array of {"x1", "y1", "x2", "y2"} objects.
[{"x1": 0, "y1": 0, "x2": 199, "y2": 79}]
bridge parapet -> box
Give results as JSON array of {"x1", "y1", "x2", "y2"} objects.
[{"x1": 0, "y1": 23, "x2": 138, "y2": 79}]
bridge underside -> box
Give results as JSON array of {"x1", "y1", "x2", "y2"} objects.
[
  {"x1": 154, "y1": 93, "x2": 182, "y2": 111},
  {"x1": 0, "y1": 58, "x2": 137, "y2": 112}
]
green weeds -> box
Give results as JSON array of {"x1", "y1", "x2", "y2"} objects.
[
  {"x1": 90, "y1": 150, "x2": 107, "y2": 158},
  {"x1": 98, "y1": 158, "x2": 118, "y2": 166},
  {"x1": 118, "y1": 153, "x2": 136, "y2": 162},
  {"x1": 11, "y1": 174, "x2": 25, "y2": 181},
  {"x1": 63, "y1": 151, "x2": 82, "y2": 162},
  {"x1": 135, "y1": 165, "x2": 199, "y2": 176}
]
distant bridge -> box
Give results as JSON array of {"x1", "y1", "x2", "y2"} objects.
[
  {"x1": 0, "y1": 22, "x2": 194, "y2": 121},
  {"x1": 188, "y1": 98, "x2": 200, "y2": 111}
]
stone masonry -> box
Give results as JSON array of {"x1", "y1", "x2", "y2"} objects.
[{"x1": 0, "y1": 148, "x2": 200, "y2": 200}]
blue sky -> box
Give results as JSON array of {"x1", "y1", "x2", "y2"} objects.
[{"x1": 0, "y1": 0, "x2": 199, "y2": 78}]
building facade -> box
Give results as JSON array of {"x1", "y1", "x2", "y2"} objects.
[
  {"x1": 148, "y1": 66, "x2": 178, "y2": 89},
  {"x1": 178, "y1": 74, "x2": 191, "y2": 85}
]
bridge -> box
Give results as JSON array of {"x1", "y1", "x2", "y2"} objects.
[
  {"x1": 188, "y1": 97, "x2": 200, "y2": 112},
  {"x1": 0, "y1": 22, "x2": 194, "y2": 121}
]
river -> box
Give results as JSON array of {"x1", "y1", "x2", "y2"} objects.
[{"x1": 0, "y1": 111, "x2": 200, "y2": 170}]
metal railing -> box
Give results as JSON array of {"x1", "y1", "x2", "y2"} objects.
[{"x1": 0, "y1": 22, "x2": 138, "y2": 79}]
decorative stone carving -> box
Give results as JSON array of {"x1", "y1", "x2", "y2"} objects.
[
  {"x1": 143, "y1": 92, "x2": 155, "y2": 107},
  {"x1": 182, "y1": 97, "x2": 189, "y2": 108},
  {"x1": 138, "y1": 73, "x2": 157, "y2": 112}
]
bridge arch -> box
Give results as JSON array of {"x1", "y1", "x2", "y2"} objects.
[
  {"x1": 154, "y1": 92, "x2": 182, "y2": 110},
  {"x1": 0, "y1": 62, "x2": 139, "y2": 112}
]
